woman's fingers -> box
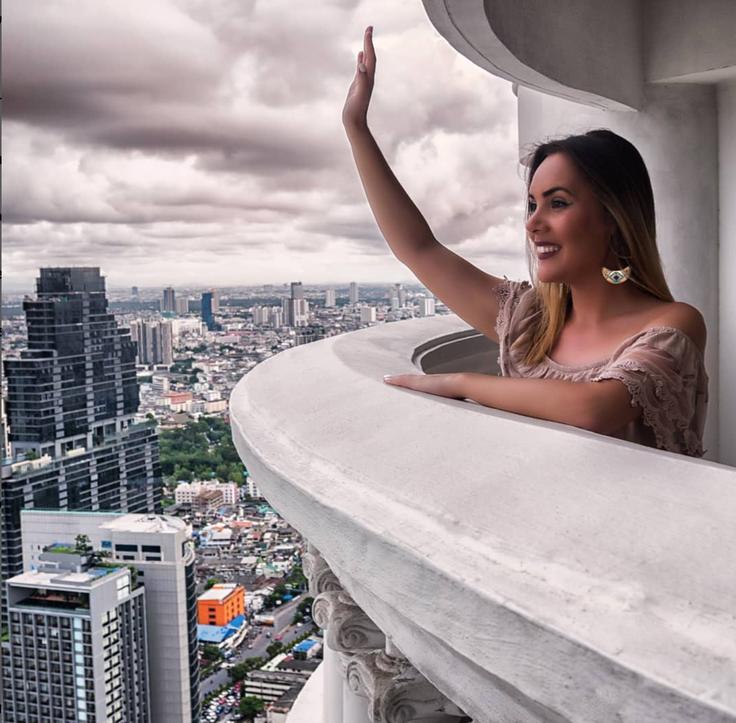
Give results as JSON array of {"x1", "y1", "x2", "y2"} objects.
[{"x1": 363, "y1": 26, "x2": 375, "y2": 73}]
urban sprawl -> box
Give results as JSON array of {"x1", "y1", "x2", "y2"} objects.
[{"x1": 0, "y1": 267, "x2": 446, "y2": 723}]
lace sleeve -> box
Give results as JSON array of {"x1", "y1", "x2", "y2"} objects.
[
  {"x1": 590, "y1": 328, "x2": 709, "y2": 457},
  {"x1": 492, "y1": 277, "x2": 532, "y2": 343}
]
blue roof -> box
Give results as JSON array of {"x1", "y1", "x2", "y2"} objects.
[
  {"x1": 197, "y1": 625, "x2": 232, "y2": 643},
  {"x1": 293, "y1": 639, "x2": 317, "y2": 652},
  {"x1": 227, "y1": 614, "x2": 246, "y2": 631},
  {"x1": 197, "y1": 614, "x2": 246, "y2": 644}
]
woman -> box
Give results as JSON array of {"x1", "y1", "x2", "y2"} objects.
[{"x1": 342, "y1": 27, "x2": 708, "y2": 457}]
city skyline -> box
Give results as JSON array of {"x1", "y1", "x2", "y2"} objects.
[{"x1": 3, "y1": 0, "x2": 528, "y2": 292}]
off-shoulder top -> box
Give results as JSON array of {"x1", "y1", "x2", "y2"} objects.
[{"x1": 494, "y1": 279, "x2": 709, "y2": 457}]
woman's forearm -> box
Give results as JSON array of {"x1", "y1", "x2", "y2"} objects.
[
  {"x1": 345, "y1": 124, "x2": 437, "y2": 262},
  {"x1": 458, "y1": 373, "x2": 597, "y2": 429},
  {"x1": 384, "y1": 372, "x2": 598, "y2": 430}
]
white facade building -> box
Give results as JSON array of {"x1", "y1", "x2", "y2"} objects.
[
  {"x1": 416, "y1": 296, "x2": 436, "y2": 317},
  {"x1": 20, "y1": 511, "x2": 200, "y2": 723},
  {"x1": 359, "y1": 305, "x2": 377, "y2": 323},
  {"x1": 175, "y1": 480, "x2": 239, "y2": 506}
]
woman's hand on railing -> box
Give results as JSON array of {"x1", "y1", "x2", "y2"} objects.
[
  {"x1": 383, "y1": 373, "x2": 468, "y2": 400},
  {"x1": 342, "y1": 26, "x2": 375, "y2": 131}
]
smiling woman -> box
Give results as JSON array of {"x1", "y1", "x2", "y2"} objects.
[{"x1": 345, "y1": 27, "x2": 708, "y2": 458}]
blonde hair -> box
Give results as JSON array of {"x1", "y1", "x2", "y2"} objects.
[{"x1": 521, "y1": 129, "x2": 674, "y2": 366}]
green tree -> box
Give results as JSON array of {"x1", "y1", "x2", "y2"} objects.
[
  {"x1": 74, "y1": 534, "x2": 92, "y2": 555},
  {"x1": 266, "y1": 642, "x2": 283, "y2": 658},
  {"x1": 239, "y1": 696, "x2": 264, "y2": 720},
  {"x1": 202, "y1": 644, "x2": 222, "y2": 661},
  {"x1": 205, "y1": 577, "x2": 220, "y2": 590}
]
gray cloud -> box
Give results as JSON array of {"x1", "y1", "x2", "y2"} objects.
[{"x1": 2, "y1": 0, "x2": 525, "y2": 290}]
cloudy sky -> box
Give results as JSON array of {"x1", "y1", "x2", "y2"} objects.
[{"x1": 3, "y1": 0, "x2": 529, "y2": 292}]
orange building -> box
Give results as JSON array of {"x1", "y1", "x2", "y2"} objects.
[{"x1": 197, "y1": 583, "x2": 245, "y2": 626}]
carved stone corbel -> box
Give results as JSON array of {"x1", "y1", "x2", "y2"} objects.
[
  {"x1": 303, "y1": 543, "x2": 341, "y2": 595},
  {"x1": 313, "y1": 588, "x2": 386, "y2": 652},
  {"x1": 346, "y1": 650, "x2": 468, "y2": 723}
]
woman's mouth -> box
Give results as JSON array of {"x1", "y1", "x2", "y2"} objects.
[{"x1": 535, "y1": 244, "x2": 560, "y2": 260}]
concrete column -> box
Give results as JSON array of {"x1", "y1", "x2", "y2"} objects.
[
  {"x1": 323, "y1": 640, "x2": 344, "y2": 723},
  {"x1": 518, "y1": 82, "x2": 721, "y2": 460},
  {"x1": 341, "y1": 662, "x2": 372, "y2": 723},
  {"x1": 718, "y1": 78, "x2": 736, "y2": 464}
]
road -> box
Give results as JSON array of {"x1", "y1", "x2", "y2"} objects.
[{"x1": 200, "y1": 594, "x2": 313, "y2": 699}]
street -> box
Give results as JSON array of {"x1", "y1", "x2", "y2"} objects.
[{"x1": 200, "y1": 593, "x2": 312, "y2": 699}]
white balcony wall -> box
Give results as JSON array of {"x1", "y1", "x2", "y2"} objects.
[{"x1": 230, "y1": 317, "x2": 736, "y2": 722}]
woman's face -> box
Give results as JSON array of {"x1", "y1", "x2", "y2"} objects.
[{"x1": 525, "y1": 152, "x2": 615, "y2": 285}]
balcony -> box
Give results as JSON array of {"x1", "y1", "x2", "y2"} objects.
[{"x1": 230, "y1": 316, "x2": 736, "y2": 723}]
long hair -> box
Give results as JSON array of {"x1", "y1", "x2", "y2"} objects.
[{"x1": 521, "y1": 129, "x2": 673, "y2": 366}]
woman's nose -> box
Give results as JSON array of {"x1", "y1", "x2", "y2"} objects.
[{"x1": 525, "y1": 207, "x2": 544, "y2": 235}]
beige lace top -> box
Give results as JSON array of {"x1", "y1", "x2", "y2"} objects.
[{"x1": 494, "y1": 279, "x2": 709, "y2": 457}]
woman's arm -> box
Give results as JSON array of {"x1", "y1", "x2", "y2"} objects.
[
  {"x1": 383, "y1": 373, "x2": 640, "y2": 435},
  {"x1": 342, "y1": 28, "x2": 507, "y2": 341}
]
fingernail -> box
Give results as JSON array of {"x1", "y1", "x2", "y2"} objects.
[
  {"x1": 358, "y1": 62, "x2": 367, "y2": 73},
  {"x1": 383, "y1": 375, "x2": 393, "y2": 382}
]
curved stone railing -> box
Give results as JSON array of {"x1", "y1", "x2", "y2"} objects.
[{"x1": 230, "y1": 315, "x2": 736, "y2": 722}]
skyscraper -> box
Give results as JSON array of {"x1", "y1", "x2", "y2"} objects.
[
  {"x1": 175, "y1": 296, "x2": 189, "y2": 315},
  {"x1": 349, "y1": 281, "x2": 359, "y2": 305},
  {"x1": 210, "y1": 289, "x2": 220, "y2": 313},
  {"x1": 130, "y1": 321, "x2": 173, "y2": 367},
  {"x1": 324, "y1": 288, "x2": 336, "y2": 307},
  {"x1": 1, "y1": 268, "x2": 161, "y2": 625},
  {"x1": 201, "y1": 292, "x2": 215, "y2": 331},
  {"x1": 394, "y1": 283, "x2": 406, "y2": 307},
  {"x1": 2, "y1": 548, "x2": 150, "y2": 723},
  {"x1": 162, "y1": 287, "x2": 176, "y2": 313},
  {"x1": 283, "y1": 282, "x2": 308, "y2": 327},
  {"x1": 16, "y1": 511, "x2": 201, "y2": 723}
]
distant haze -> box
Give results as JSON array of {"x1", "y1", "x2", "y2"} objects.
[{"x1": 3, "y1": 0, "x2": 529, "y2": 291}]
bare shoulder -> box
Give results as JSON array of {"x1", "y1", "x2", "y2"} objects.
[{"x1": 649, "y1": 301, "x2": 707, "y2": 353}]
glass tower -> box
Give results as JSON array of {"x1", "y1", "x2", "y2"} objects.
[{"x1": 1, "y1": 268, "x2": 162, "y2": 628}]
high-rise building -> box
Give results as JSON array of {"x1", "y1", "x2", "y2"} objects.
[
  {"x1": 360, "y1": 305, "x2": 377, "y2": 323},
  {"x1": 201, "y1": 292, "x2": 215, "y2": 331},
  {"x1": 0, "y1": 397, "x2": 9, "y2": 462},
  {"x1": 251, "y1": 305, "x2": 268, "y2": 326},
  {"x1": 417, "y1": 296, "x2": 436, "y2": 317},
  {"x1": 349, "y1": 282, "x2": 359, "y2": 305},
  {"x1": 2, "y1": 548, "x2": 150, "y2": 723},
  {"x1": 175, "y1": 297, "x2": 189, "y2": 315},
  {"x1": 130, "y1": 320, "x2": 173, "y2": 367},
  {"x1": 162, "y1": 287, "x2": 176, "y2": 313},
  {"x1": 210, "y1": 289, "x2": 220, "y2": 313},
  {"x1": 16, "y1": 510, "x2": 201, "y2": 723},
  {"x1": 132, "y1": 285, "x2": 139, "y2": 298},
  {"x1": 290, "y1": 282, "x2": 304, "y2": 300},
  {"x1": 283, "y1": 282, "x2": 308, "y2": 327},
  {"x1": 269, "y1": 308, "x2": 283, "y2": 328},
  {"x1": 394, "y1": 283, "x2": 407, "y2": 307},
  {"x1": 325, "y1": 288, "x2": 336, "y2": 307},
  {"x1": 1, "y1": 268, "x2": 161, "y2": 626}
]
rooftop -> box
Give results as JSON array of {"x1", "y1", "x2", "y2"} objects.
[
  {"x1": 198, "y1": 583, "x2": 241, "y2": 602},
  {"x1": 100, "y1": 513, "x2": 188, "y2": 535}
]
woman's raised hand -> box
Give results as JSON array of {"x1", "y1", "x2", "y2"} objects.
[{"x1": 342, "y1": 26, "x2": 376, "y2": 131}]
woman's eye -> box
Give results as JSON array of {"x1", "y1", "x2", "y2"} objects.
[{"x1": 551, "y1": 199, "x2": 567, "y2": 208}]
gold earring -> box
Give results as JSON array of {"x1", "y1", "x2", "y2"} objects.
[{"x1": 601, "y1": 266, "x2": 631, "y2": 284}]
